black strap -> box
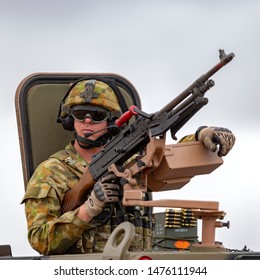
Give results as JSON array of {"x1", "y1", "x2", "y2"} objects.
[{"x1": 74, "y1": 133, "x2": 106, "y2": 149}]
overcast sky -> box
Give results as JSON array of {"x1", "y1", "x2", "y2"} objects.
[{"x1": 0, "y1": 0, "x2": 260, "y2": 257}]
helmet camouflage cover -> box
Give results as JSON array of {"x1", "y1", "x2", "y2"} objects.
[{"x1": 60, "y1": 79, "x2": 122, "y2": 119}]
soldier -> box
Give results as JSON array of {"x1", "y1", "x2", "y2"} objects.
[{"x1": 22, "y1": 79, "x2": 235, "y2": 255}]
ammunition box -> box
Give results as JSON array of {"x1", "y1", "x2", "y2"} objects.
[{"x1": 153, "y1": 211, "x2": 198, "y2": 251}]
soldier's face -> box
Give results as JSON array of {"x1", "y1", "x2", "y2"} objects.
[{"x1": 74, "y1": 117, "x2": 108, "y2": 141}]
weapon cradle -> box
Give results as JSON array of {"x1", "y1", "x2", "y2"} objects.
[{"x1": 110, "y1": 140, "x2": 226, "y2": 250}]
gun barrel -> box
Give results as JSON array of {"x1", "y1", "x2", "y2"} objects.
[
  {"x1": 206, "y1": 52, "x2": 235, "y2": 78},
  {"x1": 156, "y1": 51, "x2": 235, "y2": 118},
  {"x1": 156, "y1": 87, "x2": 193, "y2": 118}
]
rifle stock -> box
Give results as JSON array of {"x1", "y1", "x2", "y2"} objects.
[
  {"x1": 61, "y1": 49, "x2": 235, "y2": 213},
  {"x1": 61, "y1": 168, "x2": 95, "y2": 213}
]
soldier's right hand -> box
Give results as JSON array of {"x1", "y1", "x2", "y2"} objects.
[{"x1": 84, "y1": 174, "x2": 119, "y2": 219}]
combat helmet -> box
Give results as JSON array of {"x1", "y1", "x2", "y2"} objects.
[{"x1": 57, "y1": 79, "x2": 124, "y2": 148}]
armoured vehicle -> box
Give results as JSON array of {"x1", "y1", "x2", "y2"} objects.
[{"x1": 1, "y1": 56, "x2": 260, "y2": 260}]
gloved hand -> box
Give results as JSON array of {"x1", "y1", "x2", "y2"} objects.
[
  {"x1": 195, "y1": 126, "x2": 236, "y2": 157},
  {"x1": 84, "y1": 174, "x2": 119, "y2": 219}
]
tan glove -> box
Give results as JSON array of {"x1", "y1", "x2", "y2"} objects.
[
  {"x1": 84, "y1": 174, "x2": 119, "y2": 219},
  {"x1": 196, "y1": 126, "x2": 236, "y2": 157}
]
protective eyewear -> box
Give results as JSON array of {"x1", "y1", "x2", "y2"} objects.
[{"x1": 71, "y1": 105, "x2": 109, "y2": 123}]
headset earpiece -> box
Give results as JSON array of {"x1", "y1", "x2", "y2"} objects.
[{"x1": 60, "y1": 115, "x2": 74, "y2": 131}]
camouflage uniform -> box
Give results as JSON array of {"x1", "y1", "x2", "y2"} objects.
[{"x1": 22, "y1": 142, "x2": 153, "y2": 255}]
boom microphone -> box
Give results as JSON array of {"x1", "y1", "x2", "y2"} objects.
[{"x1": 84, "y1": 125, "x2": 120, "y2": 138}]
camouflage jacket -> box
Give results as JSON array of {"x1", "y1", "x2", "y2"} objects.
[{"x1": 22, "y1": 142, "x2": 153, "y2": 255}]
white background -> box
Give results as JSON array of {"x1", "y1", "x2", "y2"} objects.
[
  {"x1": 0, "y1": 0, "x2": 259, "y2": 257},
  {"x1": 0, "y1": 260, "x2": 259, "y2": 279}
]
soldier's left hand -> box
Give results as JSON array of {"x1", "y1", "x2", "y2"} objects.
[{"x1": 196, "y1": 126, "x2": 236, "y2": 157}]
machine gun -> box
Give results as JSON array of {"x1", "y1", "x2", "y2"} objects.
[
  {"x1": 62, "y1": 49, "x2": 234, "y2": 212},
  {"x1": 62, "y1": 50, "x2": 234, "y2": 246}
]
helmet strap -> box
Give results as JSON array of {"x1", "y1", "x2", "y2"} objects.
[{"x1": 74, "y1": 133, "x2": 106, "y2": 149}]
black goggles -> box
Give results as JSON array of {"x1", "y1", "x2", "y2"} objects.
[{"x1": 71, "y1": 105, "x2": 109, "y2": 123}]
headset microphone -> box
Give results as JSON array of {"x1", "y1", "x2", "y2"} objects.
[{"x1": 84, "y1": 125, "x2": 120, "y2": 138}]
